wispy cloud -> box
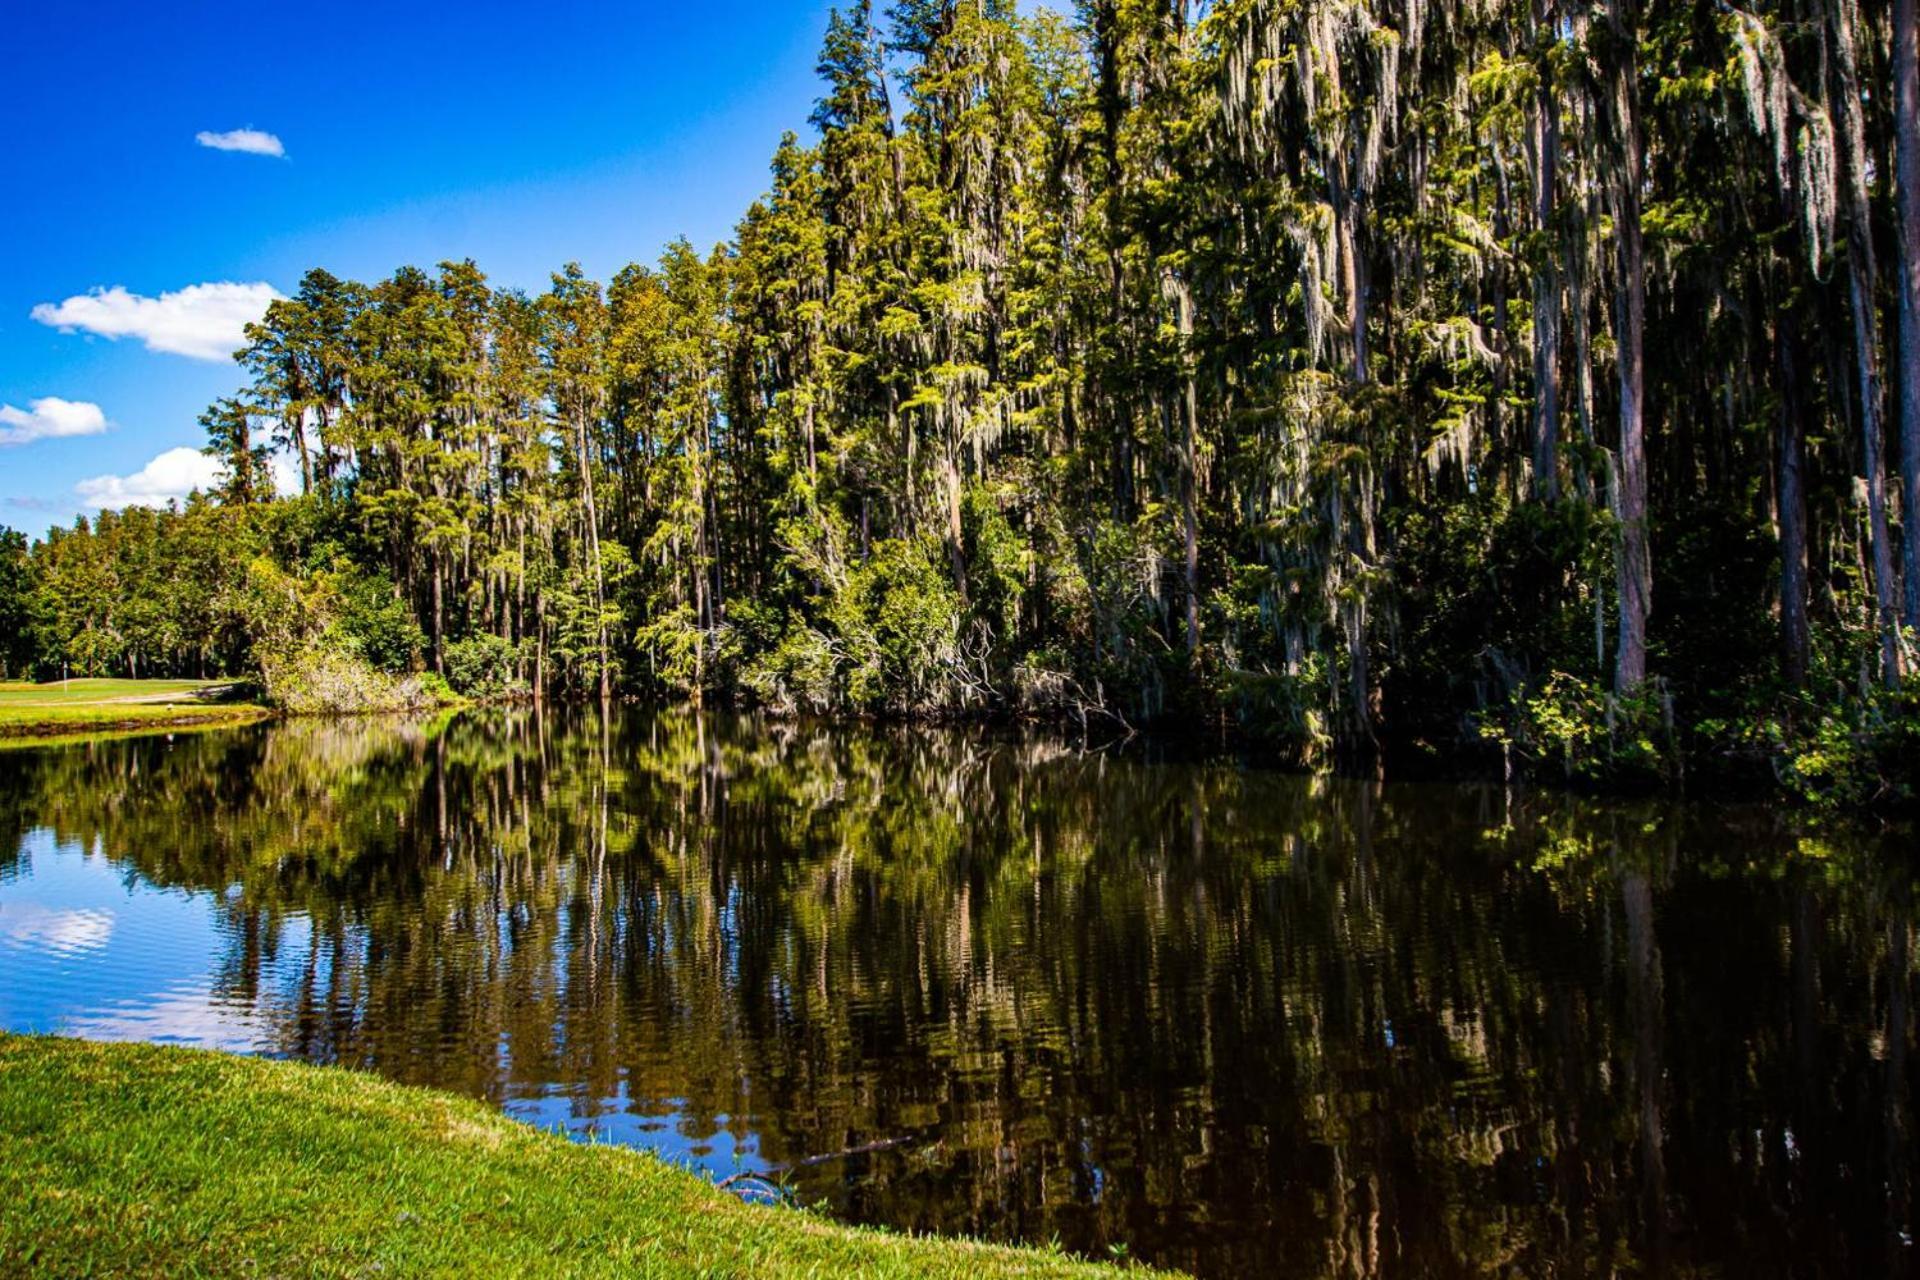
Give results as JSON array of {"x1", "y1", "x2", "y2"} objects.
[
  {"x1": 75, "y1": 447, "x2": 220, "y2": 510},
  {"x1": 195, "y1": 128, "x2": 285, "y2": 158},
  {"x1": 268, "y1": 447, "x2": 303, "y2": 497},
  {"x1": 0, "y1": 397, "x2": 110, "y2": 447},
  {"x1": 30, "y1": 282, "x2": 282, "y2": 363}
]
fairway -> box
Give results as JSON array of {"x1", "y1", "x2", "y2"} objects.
[
  {"x1": 0, "y1": 678, "x2": 237, "y2": 706},
  {"x1": 0, "y1": 679, "x2": 266, "y2": 739}
]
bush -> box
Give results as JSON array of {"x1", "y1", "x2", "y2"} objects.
[
  {"x1": 740, "y1": 624, "x2": 840, "y2": 714},
  {"x1": 334, "y1": 571, "x2": 427, "y2": 674},
  {"x1": 1770, "y1": 678, "x2": 1920, "y2": 808},
  {"x1": 445, "y1": 634, "x2": 526, "y2": 700},
  {"x1": 259, "y1": 642, "x2": 446, "y2": 715},
  {"x1": 1478, "y1": 671, "x2": 1676, "y2": 788}
]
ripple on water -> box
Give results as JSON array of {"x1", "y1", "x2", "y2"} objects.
[
  {"x1": 59, "y1": 983, "x2": 272, "y2": 1052},
  {"x1": 0, "y1": 903, "x2": 116, "y2": 959}
]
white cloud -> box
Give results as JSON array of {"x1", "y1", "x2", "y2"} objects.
[
  {"x1": 0, "y1": 903, "x2": 115, "y2": 958},
  {"x1": 268, "y1": 447, "x2": 303, "y2": 497},
  {"x1": 0, "y1": 397, "x2": 109, "y2": 447},
  {"x1": 62, "y1": 983, "x2": 270, "y2": 1052},
  {"x1": 195, "y1": 128, "x2": 285, "y2": 158},
  {"x1": 30, "y1": 281, "x2": 283, "y2": 362},
  {"x1": 75, "y1": 446, "x2": 220, "y2": 510}
]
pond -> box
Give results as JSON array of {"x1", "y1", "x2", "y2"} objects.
[{"x1": 0, "y1": 709, "x2": 1912, "y2": 1277}]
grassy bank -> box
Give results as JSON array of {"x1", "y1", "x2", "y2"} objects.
[
  {"x1": 0, "y1": 679, "x2": 268, "y2": 739},
  {"x1": 0, "y1": 1036, "x2": 1164, "y2": 1278}
]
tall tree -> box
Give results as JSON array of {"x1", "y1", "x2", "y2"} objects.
[
  {"x1": 1826, "y1": 0, "x2": 1902, "y2": 684},
  {"x1": 1603, "y1": 0, "x2": 1652, "y2": 694},
  {"x1": 1896, "y1": 0, "x2": 1920, "y2": 633},
  {"x1": 201, "y1": 398, "x2": 270, "y2": 506}
]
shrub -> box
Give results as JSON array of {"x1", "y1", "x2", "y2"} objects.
[
  {"x1": 445, "y1": 633, "x2": 526, "y2": 700},
  {"x1": 1771, "y1": 678, "x2": 1920, "y2": 808},
  {"x1": 1478, "y1": 671, "x2": 1676, "y2": 788},
  {"x1": 334, "y1": 574, "x2": 426, "y2": 674},
  {"x1": 259, "y1": 641, "x2": 445, "y2": 715},
  {"x1": 740, "y1": 624, "x2": 840, "y2": 715}
]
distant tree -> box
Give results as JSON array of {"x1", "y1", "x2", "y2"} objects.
[
  {"x1": 201, "y1": 397, "x2": 272, "y2": 506},
  {"x1": 0, "y1": 528, "x2": 34, "y2": 679}
]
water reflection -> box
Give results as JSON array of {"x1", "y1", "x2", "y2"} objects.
[{"x1": 0, "y1": 709, "x2": 1913, "y2": 1277}]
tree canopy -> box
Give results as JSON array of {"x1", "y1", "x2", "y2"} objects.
[{"x1": 7, "y1": 0, "x2": 1918, "y2": 799}]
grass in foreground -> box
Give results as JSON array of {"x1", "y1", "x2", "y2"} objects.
[
  {"x1": 0, "y1": 1036, "x2": 1169, "y2": 1279},
  {"x1": 0, "y1": 679, "x2": 267, "y2": 738}
]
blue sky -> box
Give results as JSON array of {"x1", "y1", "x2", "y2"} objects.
[{"x1": 0, "y1": 0, "x2": 845, "y2": 532}]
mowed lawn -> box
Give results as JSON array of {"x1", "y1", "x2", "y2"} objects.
[
  {"x1": 0, "y1": 678, "x2": 267, "y2": 738},
  {"x1": 0, "y1": 1036, "x2": 1167, "y2": 1279},
  {"x1": 0, "y1": 678, "x2": 234, "y2": 705}
]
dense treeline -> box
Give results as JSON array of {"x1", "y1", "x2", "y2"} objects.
[{"x1": 4, "y1": 0, "x2": 1918, "y2": 798}]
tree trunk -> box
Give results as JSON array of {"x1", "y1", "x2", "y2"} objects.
[
  {"x1": 1568, "y1": 201, "x2": 1598, "y2": 506},
  {"x1": 1176, "y1": 277, "x2": 1202, "y2": 658},
  {"x1": 576, "y1": 410, "x2": 610, "y2": 702},
  {"x1": 1336, "y1": 181, "x2": 1370, "y2": 386},
  {"x1": 1491, "y1": 155, "x2": 1514, "y2": 477},
  {"x1": 1530, "y1": 67, "x2": 1562, "y2": 502},
  {"x1": 291, "y1": 407, "x2": 312, "y2": 497},
  {"x1": 431, "y1": 551, "x2": 445, "y2": 675},
  {"x1": 1897, "y1": 0, "x2": 1920, "y2": 631},
  {"x1": 941, "y1": 452, "x2": 969, "y2": 604},
  {"x1": 1830, "y1": 0, "x2": 1903, "y2": 685},
  {"x1": 1778, "y1": 327, "x2": 1811, "y2": 689},
  {"x1": 534, "y1": 598, "x2": 546, "y2": 703},
  {"x1": 1610, "y1": 2, "x2": 1651, "y2": 694}
]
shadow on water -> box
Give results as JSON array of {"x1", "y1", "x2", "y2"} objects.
[{"x1": 0, "y1": 707, "x2": 1914, "y2": 1278}]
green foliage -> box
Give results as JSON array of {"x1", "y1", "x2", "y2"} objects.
[
  {"x1": 836, "y1": 537, "x2": 971, "y2": 711},
  {"x1": 1763, "y1": 678, "x2": 1920, "y2": 809},
  {"x1": 5, "y1": 0, "x2": 1916, "y2": 806},
  {"x1": 331, "y1": 569, "x2": 426, "y2": 674},
  {"x1": 1390, "y1": 497, "x2": 1614, "y2": 741},
  {"x1": 444, "y1": 633, "x2": 527, "y2": 700},
  {"x1": 740, "y1": 619, "x2": 842, "y2": 714},
  {"x1": 258, "y1": 643, "x2": 446, "y2": 716},
  {"x1": 0, "y1": 529, "x2": 33, "y2": 680},
  {"x1": 235, "y1": 558, "x2": 448, "y2": 714},
  {"x1": 1479, "y1": 672, "x2": 1677, "y2": 788}
]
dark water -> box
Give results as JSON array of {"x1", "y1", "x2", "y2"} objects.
[{"x1": 0, "y1": 709, "x2": 1914, "y2": 1277}]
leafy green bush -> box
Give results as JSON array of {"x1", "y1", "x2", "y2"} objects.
[
  {"x1": 740, "y1": 624, "x2": 840, "y2": 714},
  {"x1": 260, "y1": 642, "x2": 445, "y2": 715},
  {"x1": 1770, "y1": 678, "x2": 1920, "y2": 808},
  {"x1": 444, "y1": 634, "x2": 526, "y2": 700},
  {"x1": 835, "y1": 537, "x2": 968, "y2": 711},
  {"x1": 332, "y1": 571, "x2": 426, "y2": 674},
  {"x1": 1478, "y1": 671, "x2": 1676, "y2": 787},
  {"x1": 237, "y1": 558, "x2": 451, "y2": 714}
]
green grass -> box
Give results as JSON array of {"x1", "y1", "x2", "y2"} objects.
[
  {"x1": 0, "y1": 679, "x2": 268, "y2": 739},
  {"x1": 0, "y1": 1036, "x2": 1169, "y2": 1279},
  {"x1": 0, "y1": 678, "x2": 235, "y2": 705}
]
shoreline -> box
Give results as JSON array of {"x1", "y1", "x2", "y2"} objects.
[
  {"x1": 0, "y1": 702, "x2": 272, "y2": 743},
  {"x1": 2, "y1": 683, "x2": 1910, "y2": 813}
]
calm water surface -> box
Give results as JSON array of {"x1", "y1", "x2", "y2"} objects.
[{"x1": 0, "y1": 709, "x2": 1914, "y2": 1277}]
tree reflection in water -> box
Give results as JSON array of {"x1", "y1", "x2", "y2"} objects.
[{"x1": 0, "y1": 708, "x2": 1913, "y2": 1278}]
